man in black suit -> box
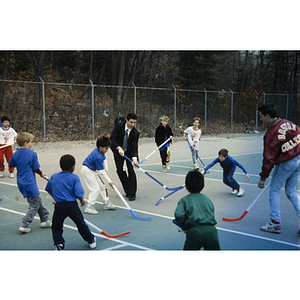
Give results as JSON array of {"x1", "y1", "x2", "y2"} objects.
[{"x1": 110, "y1": 113, "x2": 140, "y2": 201}]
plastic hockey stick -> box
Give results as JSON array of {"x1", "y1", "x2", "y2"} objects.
[
  {"x1": 84, "y1": 219, "x2": 130, "y2": 238},
  {"x1": 155, "y1": 185, "x2": 185, "y2": 206},
  {"x1": 124, "y1": 154, "x2": 184, "y2": 192},
  {"x1": 186, "y1": 139, "x2": 208, "y2": 171},
  {"x1": 0, "y1": 142, "x2": 14, "y2": 150},
  {"x1": 172, "y1": 219, "x2": 187, "y2": 232},
  {"x1": 112, "y1": 184, "x2": 152, "y2": 221},
  {"x1": 222, "y1": 183, "x2": 270, "y2": 222},
  {"x1": 138, "y1": 137, "x2": 171, "y2": 164}
]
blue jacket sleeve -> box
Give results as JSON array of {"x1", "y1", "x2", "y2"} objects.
[{"x1": 204, "y1": 157, "x2": 219, "y2": 172}]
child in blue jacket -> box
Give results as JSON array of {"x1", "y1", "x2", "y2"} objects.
[{"x1": 201, "y1": 148, "x2": 250, "y2": 196}]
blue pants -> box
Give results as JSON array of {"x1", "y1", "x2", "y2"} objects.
[
  {"x1": 223, "y1": 168, "x2": 240, "y2": 190},
  {"x1": 269, "y1": 155, "x2": 300, "y2": 223},
  {"x1": 52, "y1": 201, "x2": 94, "y2": 246}
]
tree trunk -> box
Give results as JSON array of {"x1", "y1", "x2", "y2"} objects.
[
  {"x1": 33, "y1": 51, "x2": 45, "y2": 109},
  {"x1": 115, "y1": 51, "x2": 126, "y2": 111},
  {"x1": 0, "y1": 51, "x2": 10, "y2": 112}
]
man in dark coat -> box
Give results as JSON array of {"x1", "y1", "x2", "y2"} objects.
[{"x1": 110, "y1": 113, "x2": 140, "y2": 201}]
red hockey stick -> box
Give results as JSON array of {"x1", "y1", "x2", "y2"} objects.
[
  {"x1": 222, "y1": 183, "x2": 270, "y2": 222},
  {"x1": 85, "y1": 219, "x2": 130, "y2": 238}
]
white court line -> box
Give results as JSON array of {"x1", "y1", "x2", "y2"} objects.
[
  {"x1": 1, "y1": 181, "x2": 299, "y2": 250},
  {"x1": 216, "y1": 226, "x2": 300, "y2": 249},
  {"x1": 0, "y1": 206, "x2": 154, "y2": 251}
]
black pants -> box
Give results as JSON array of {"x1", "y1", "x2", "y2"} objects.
[
  {"x1": 159, "y1": 147, "x2": 170, "y2": 166},
  {"x1": 113, "y1": 151, "x2": 137, "y2": 196},
  {"x1": 52, "y1": 201, "x2": 94, "y2": 246}
]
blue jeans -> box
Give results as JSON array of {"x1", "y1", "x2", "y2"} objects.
[
  {"x1": 223, "y1": 168, "x2": 240, "y2": 190},
  {"x1": 190, "y1": 148, "x2": 198, "y2": 164},
  {"x1": 269, "y1": 155, "x2": 300, "y2": 223}
]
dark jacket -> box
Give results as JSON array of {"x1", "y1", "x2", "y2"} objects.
[
  {"x1": 155, "y1": 124, "x2": 173, "y2": 147},
  {"x1": 110, "y1": 122, "x2": 140, "y2": 159}
]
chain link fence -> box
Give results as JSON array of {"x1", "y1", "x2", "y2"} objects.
[{"x1": 0, "y1": 79, "x2": 298, "y2": 142}]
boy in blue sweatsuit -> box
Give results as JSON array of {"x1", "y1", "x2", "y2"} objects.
[
  {"x1": 201, "y1": 148, "x2": 250, "y2": 196},
  {"x1": 46, "y1": 154, "x2": 96, "y2": 250}
]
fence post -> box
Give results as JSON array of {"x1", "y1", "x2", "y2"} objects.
[
  {"x1": 132, "y1": 82, "x2": 136, "y2": 114},
  {"x1": 286, "y1": 91, "x2": 289, "y2": 119},
  {"x1": 204, "y1": 88, "x2": 207, "y2": 135},
  {"x1": 172, "y1": 84, "x2": 176, "y2": 135},
  {"x1": 39, "y1": 77, "x2": 46, "y2": 141},
  {"x1": 89, "y1": 79, "x2": 94, "y2": 140},
  {"x1": 229, "y1": 89, "x2": 233, "y2": 132}
]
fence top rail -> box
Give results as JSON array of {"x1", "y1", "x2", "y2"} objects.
[{"x1": 0, "y1": 79, "x2": 299, "y2": 96}]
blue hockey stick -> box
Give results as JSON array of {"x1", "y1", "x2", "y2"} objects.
[
  {"x1": 186, "y1": 139, "x2": 208, "y2": 172},
  {"x1": 172, "y1": 219, "x2": 187, "y2": 231},
  {"x1": 124, "y1": 154, "x2": 184, "y2": 191},
  {"x1": 155, "y1": 185, "x2": 185, "y2": 206}
]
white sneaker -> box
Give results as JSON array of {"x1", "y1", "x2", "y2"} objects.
[
  {"x1": 0, "y1": 171, "x2": 4, "y2": 178},
  {"x1": 231, "y1": 189, "x2": 238, "y2": 195},
  {"x1": 162, "y1": 165, "x2": 167, "y2": 173},
  {"x1": 103, "y1": 200, "x2": 116, "y2": 210},
  {"x1": 194, "y1": 163, "x2": 199, "y2": 170},
  {"x1": 237, "y1": 188, "x2": 244, "y2": 197},
  {"x1": 89, "y1": 238, "x2": 97, "y2": 249},
  {"x1": 84, "y1": 204, "x2": 98, "y2": 214},
  {"x1": 40, "y1": 219, "x2": 52, "y2": 228},
  {"x1": 166, "y1": 163, "x2": 170, "y2": 170},
  {"x1": 9, "y1": 172, "x2": 14, "y2": 178},
  {"x1": 19, "y1": 227, "x2": 31, "y2": 233}
]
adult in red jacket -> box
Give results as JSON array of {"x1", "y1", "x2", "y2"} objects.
[{"x1": 258, "y1": 104, "x2": 300, "y2": 235}]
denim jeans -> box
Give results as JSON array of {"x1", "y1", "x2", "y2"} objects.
[
  {"x1": 190, "y1": 148, "x2": 198, "y2": 164},
  {"x1": 269, "y1": 155, "x2": 300, "y2": 223},
  {"x1": 223, "y1": 168, "x2": 240, "y2": 190}
]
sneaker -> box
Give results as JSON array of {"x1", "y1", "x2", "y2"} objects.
[
  {"x1": 55, "y1": 244, "x2": 65, "y2": 251},
  {"x1": 103, "y1": 200, "x2": 116, "y2": 210},
  {"x1": 231, "y1": 189, "x2": 238, "y2": 195},
  {"x1": 40, "y1": 219, "x2": 52, "y2": 228},
  {"x1": 89, "y1": 238, "x2": 97, "y2": 249},
  {"x1": 237, "y1": 188, "x2": 244, "y2": 197},
  {"x1": 84, "y1": 204, "x2": 98, "y2": 215},
  {"x1": 162, "y1": 165, "x2": 167, "y2": 173},
  {"x1": 9, "y1": 172, "x2": 14, "y2": 178},
  {"x1": 260, "y1": 220, "x2": 281, "y2": 233},
  {"x1": 194, "y1": 163, "x2": 199, "y2": 170},
  {"x1": 297, "y1": 229, "x2": 300, "y2": 235},
  {"x1": 166, "y1": 163, "x2": 170, "y2": 170},
  {"x1": 19, "y1": 227, "x2": 31, "y2": 233},
  {"x1": 0, "y1": 171, "x2": 3, "y2": 178}
]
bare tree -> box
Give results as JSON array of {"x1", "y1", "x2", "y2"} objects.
[{"x1": 0, "y1": 51, "x2": 10, "y2": 112}]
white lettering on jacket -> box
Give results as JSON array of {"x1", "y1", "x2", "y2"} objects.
[
  {"x1": 281, "y1": 134, "x2": 300, "y2": 153},
  {"x1": 278, "y1": 122, "x2": 297, "y2": 140}
]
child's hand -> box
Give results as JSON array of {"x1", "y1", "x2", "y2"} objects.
[
  {"x1": 170, "y1": 135, "x2": 173, "y2": 139},
  {"x1": 246, "y1": 173, "x2": 250, "y2": 180},
  {"x1": 182, "y1": 230, "x2": 187, "y2": 234},
  {"x1": 109, "y1": 182, "x2": 114, "y2": 188},
  {"x1": 201, "y1": 170, "x2": 205, "y2": 175},
  {"x1": 79, "y1": 198, "x2": 85, "y2": 206},
  {"x1": 41, "y1": 172, "x2": 46, "y2": 179}
]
